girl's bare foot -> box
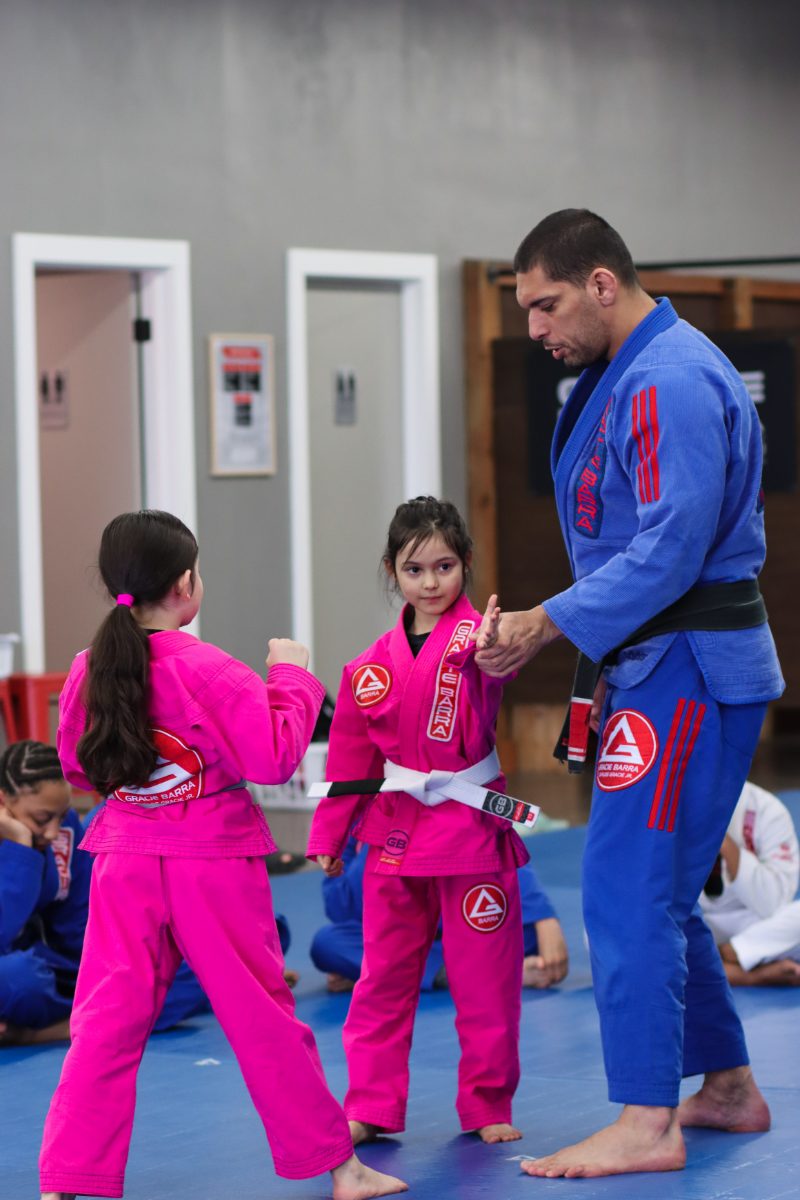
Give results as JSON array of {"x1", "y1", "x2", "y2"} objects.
[
  {"x1": 328, "y1": 973, "x2": 356, "y2": 993},
  {"x1": 477, "y1": 1122, "x2": 522, "y2": 1143},
  {"x1": 41, "y1": 1193, "x2": 76, "y2": 1199},
  {"x1": 331, "y1": 1153, "x2": 407, "y2": 1199},
  {"x1": 349, "y1": 1120, "x2": 387, "y2": 1146},
  {"x1": 283, "y1": 968, "x2": 300, "y2": 988},
  {"x1": 521, "y1": 1105, "x2": 685, "y2": 1178},
  {"x1": 678, "y1": 1065, "x2": 771, "y2": 1132}
]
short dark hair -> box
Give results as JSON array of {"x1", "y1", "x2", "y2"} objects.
[{"x1": 513, "y1": 209, "x2": 639, "y2": 291}]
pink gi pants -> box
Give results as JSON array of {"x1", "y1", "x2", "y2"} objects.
[
  {"x1": 40, "y1": 854, "x2": 353, "y2": 1196},
  {"x1": 343, "y1": 854, "x2": 523, "y2": 1133}
]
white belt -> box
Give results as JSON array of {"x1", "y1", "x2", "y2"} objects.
[{"x1": 308, "y1": 748, "x2": 539, "y2": 829}]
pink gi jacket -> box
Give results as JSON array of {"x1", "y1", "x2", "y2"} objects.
[
  {"x1": 58, "y1": 631, "x2": 324, "y2": 858},
  {"x1": 307, "y1": 593, "x2": 529, "y2": 876}
]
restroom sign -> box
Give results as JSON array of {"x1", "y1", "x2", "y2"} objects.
[{"x1": 209, "y1": 334, "x2": 276, "y2": 476}]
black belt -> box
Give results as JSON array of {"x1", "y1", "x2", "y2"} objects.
[{"x1": 553, "y1": 580, "x2": 768, "y2": 774}]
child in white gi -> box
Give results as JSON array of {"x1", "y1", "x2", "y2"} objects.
[{"x1": 700, "y1": 781, "x2": 800, "y2": 985}]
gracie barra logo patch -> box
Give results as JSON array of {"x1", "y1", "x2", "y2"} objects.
[
  {"x1": 352, "y1": 664, "x2": 393, "y2": 708},
  {"x1": 114, "y1": 728, "x2": 206, "y2": 806},
  {"x1": 427, "y1": 620, "x2": 474, "y2": 742},
  {"x1": 51, "y1": 825, "x2": 74, "y2": 900},
  {"x1": 462, "y1": 883, "x2": 508, "y2": 933},
  {"x1": 596, "y1": 709, "x2": 659, "y2": 791}
]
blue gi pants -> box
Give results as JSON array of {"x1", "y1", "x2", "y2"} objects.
[
  {"x1": 584, "y1": 633, "x2": 765, "y2": 1106},
  {"x1": 0, "y1": 948, "x2": 75, "y2": 1029}
]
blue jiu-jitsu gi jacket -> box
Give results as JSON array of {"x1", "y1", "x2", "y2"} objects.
[
  {"x1": 543, "y1": 298, "x2": 784, "y2": 705},
  {"x1": 0, "y1": 807, "x2": 90, "y2": 970}
]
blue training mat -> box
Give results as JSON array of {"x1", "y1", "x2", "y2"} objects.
[{"x1": 3, "y1": 817, "x2": 799, "y2": 1199}]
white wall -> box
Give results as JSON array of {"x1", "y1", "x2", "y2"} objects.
[
  {"x1": 37, "y1": 271, "x2": 139, "y2": 670},
  {"x1": 0, "y1": 0, "x2": 798, "y2": 672}
]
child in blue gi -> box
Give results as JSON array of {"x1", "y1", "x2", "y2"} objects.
[
  {"x1": 0, "y1": 741, "x2": 89, "y2": 1045},
  {"x1": 311, "y1": 835, "x2": 568, "y2": 991}
]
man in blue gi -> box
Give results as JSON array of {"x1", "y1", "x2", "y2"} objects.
[{"x1": 476, "y1": 209, "x2": 783, "y2": 1177}]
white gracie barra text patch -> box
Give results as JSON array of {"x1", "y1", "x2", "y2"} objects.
[
  {"x1": 427, "y1": 620, "x2": 474, "y2": 742},
  {"x1": 461, "y1": 883, "x2": 508, "y2": 933},
  {"x1": 596, "y1": 709, "x2": 659, "y2": 791},
  {"x1": 51, "y1": 825, "x2": 74, "y2": 900},
  {"x1": 114, "y1": 728, "x2": 206, "y2": 806},
  {"x1": 352, "y1": 664, "x2": 392, "y2": 708}
]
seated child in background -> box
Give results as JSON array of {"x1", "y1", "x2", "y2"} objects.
[
  {"x1": 0, "y1": 741, "x2": 236, "y2": 1046},
  {"x1": 311, "y1": 835, "x2": 568, "y2": 992},
  {"x1": 0, "y1": 741, "x2": 89, "y2": 1046},
  {"x1": 700, "y1": 780, "x2": 800, "y2": 986}
]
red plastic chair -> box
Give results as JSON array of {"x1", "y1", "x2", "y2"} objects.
[
  {"x1": 7, "y1": 672, "x2": 69, "y2": 745},
  {"x1": 0, "y1": 678, "x2": 19, "y2": 744}
]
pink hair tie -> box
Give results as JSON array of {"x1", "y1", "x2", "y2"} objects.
[{"x1": 116, "y1": 594, "x2": 135, "y2": 607}]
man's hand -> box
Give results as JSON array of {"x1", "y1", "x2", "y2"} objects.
[
  {"x1": 471, "y1": 594, "x2": 501, "y2": 651},
  {"x1": 316, "y1": 854, "x2": 344, "y2": 878},
  {"x1": 523, "y1": 918, "x2": 569, "y2": 988},
  {"x1": 0, "y1": 803, "x2": 33, "y2": 848},
  {"x1": 266, "y1": 638, "x2": 310, "y2": 670},
  {"x1": 474, "y1": 605, "x2": 564, "y2": 677},
  {"x1": 590, "y1": 676, "x2": 608, "y2": 734}
]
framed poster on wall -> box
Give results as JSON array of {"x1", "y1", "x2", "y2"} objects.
[{"x1": 209, "y1": 333, "x2": 276, "y2": 476}]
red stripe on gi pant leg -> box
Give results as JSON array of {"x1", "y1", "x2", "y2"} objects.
[
  {"x1": 632, "y1": 392, "x2": 648, "y2": 504},
  {"x1": 638, "y1": 388, "x2": 656, "y2": 504},
  {"x1": 648, "y1": 698, "x2": 686, "y2": 828},
  {"x1": 666, "y1": 703, "x2": 706, "y2": 832},
  {"x1": 648, "y1": 386, "x2": 660, "y2": 501},
  {"x1": 657, "y1": 701, "x2": 697, "y2": 831}
]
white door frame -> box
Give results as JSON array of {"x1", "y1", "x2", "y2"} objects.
[
  {"x1": 286, "y1": 248, "x2": 440, "y2": 664},
  {"x1": 12, "y1": 233, "x2": 197, "y2": 672}
]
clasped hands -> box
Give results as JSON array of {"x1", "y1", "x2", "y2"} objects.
[{"x1": 470, "y1": 595, "x2": 564, "y2": 676}]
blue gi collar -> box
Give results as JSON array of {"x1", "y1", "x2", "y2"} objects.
[{"x1": 551, "y1": 297, "x2": 679, "y2": 482}]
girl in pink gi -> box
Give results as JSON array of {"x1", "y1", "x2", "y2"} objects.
[
  {"x1": 309, "y1": 496, "x2": 528, "y2": 1147},
  {"x1": 39, "y1": 510, "x2": 406, "y2": 1200}
]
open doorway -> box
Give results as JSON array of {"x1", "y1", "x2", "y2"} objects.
[
  {"x1": 13, "y1": 234, "x2": 197, "y2": 673},
  {"x1": 36, "y1": 270, "x2": 141, "y2": 671},
  {"x1": 287, "y1": 248, "x2": 440, "y2": 692}
]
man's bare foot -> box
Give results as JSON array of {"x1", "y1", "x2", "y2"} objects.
[
  {"x1": 678, "y1": 1065, "x2": 770, "y2": 1132},
  {"x1": 723, "y1": 957, "x2": 800, "y2": 987},
  {"x1": 522, "y1": 958, "x2": 552, "y2": 989},
  {"x1": 521, "y1": 1105, "x2": 685, "y2": 1178},
  {"x1": 331, "y1": 1153, "x2": 407, "y2": 1199},
  {"x1": 349, "y1": 1120, "x2": 388, "y2": 1146},
  {"x1": 1, "y1": 1018, "x2": 71, "y2": 1047},
  {"x1": 477, "y1": 1122, "x2": 522, "y2": 1143},
  {"x1": 328, "y1": 973, "x2": 356, "y2": 993},
  {"x1": 283, "y1": 968, "x2": 300, "y2": 988}
]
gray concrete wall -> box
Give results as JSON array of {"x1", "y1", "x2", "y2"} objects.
[{"x1": 1, "y1": 0, "x2": 798, "y2": 673}]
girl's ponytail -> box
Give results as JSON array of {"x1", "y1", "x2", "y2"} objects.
[{"x1": 77, "y1": 511, "x2": 198, "y2": 796}]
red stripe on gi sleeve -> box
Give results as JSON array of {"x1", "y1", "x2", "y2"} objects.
[
  {"x1": 648, "y1": 386, "x2": 661, "y2": 501},
  {"x1": 632, "y1": 391, "x2": 648, "y2": 503},
  {"x1": 666, "y1": 703, "x2": 706, "y2": 832},
  {"x1": 638, "y1": 388, "x2": 655, "y2": 503},
  {"x1": 648, "y1": 698, "x2": 686, "y2": 828}
]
